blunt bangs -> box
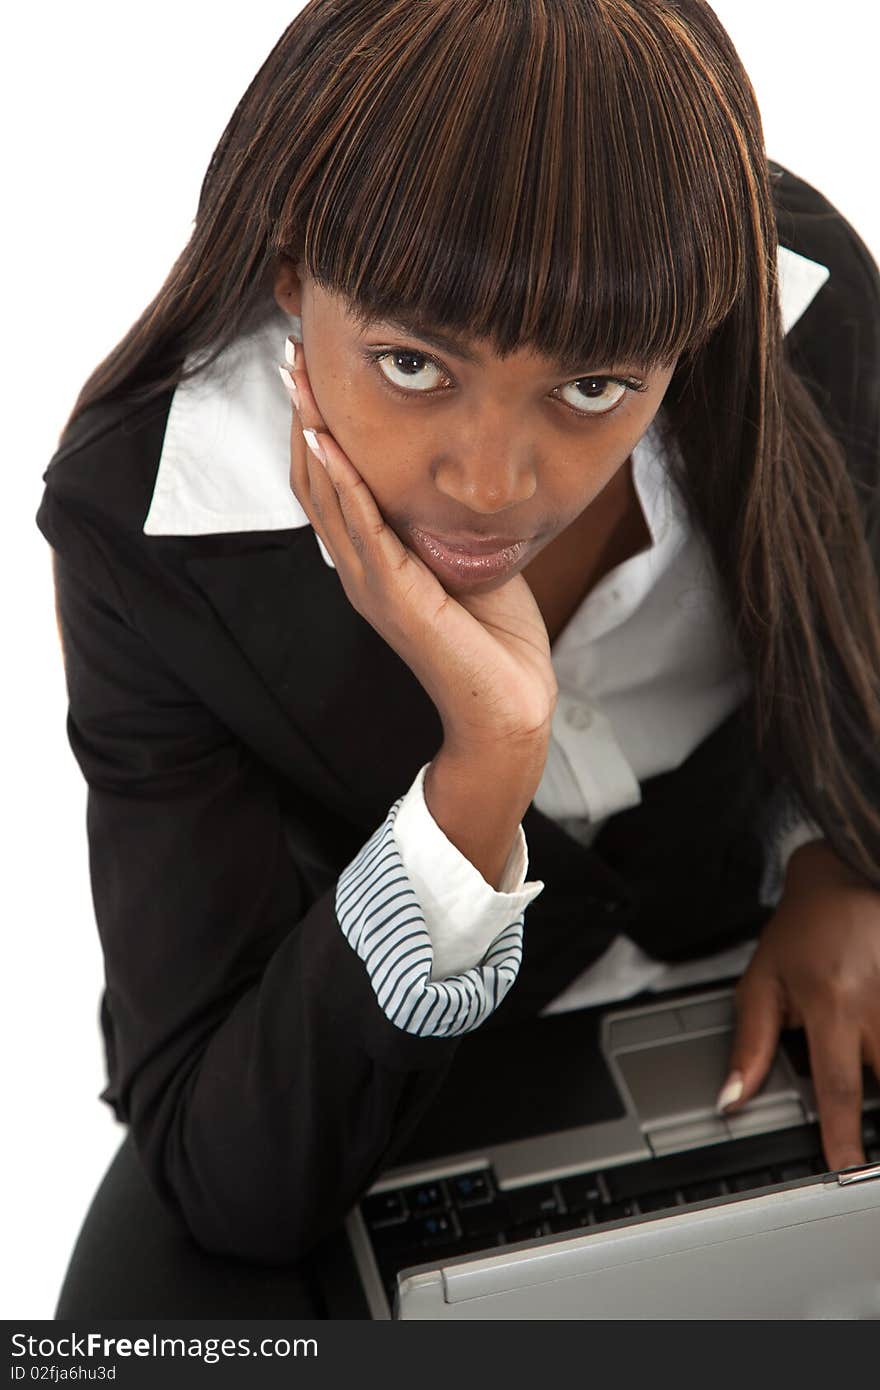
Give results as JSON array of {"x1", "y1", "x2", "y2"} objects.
[{"x1": 277, "y1": 0, "x2": 759, "y2": 374}]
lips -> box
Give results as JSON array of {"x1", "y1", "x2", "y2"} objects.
[
  {"x1": 418, "y1": 530, "x2": 527, "y2": 555},
  {"x1": 407, "y1": 526, "x2": 530, "y2": 584}
]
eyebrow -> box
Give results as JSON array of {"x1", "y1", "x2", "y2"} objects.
[{"x1": 365, "y1": 314, "x2": 625, "y2": 376}]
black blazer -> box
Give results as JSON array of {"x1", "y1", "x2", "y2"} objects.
[{"x1": 35, "y1": 165, "x2": 880, "y2": 1263}]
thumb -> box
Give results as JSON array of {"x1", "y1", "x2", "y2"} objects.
[{"x1": 717, "y1": 972, "x2": 784, "y2": 1114}]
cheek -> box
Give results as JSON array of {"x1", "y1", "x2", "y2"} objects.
[
  {"x1": 330, "y1": 407, "x2": 418, "y2": 505},
  {"x1": 310, "y1": 357, "x2": 419, "y2": 505},
  {"x1": 552, "y1": 431, "x2": 633, "y2": 507}
]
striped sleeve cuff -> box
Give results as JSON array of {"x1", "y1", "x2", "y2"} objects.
[
  {"x1": 335, "y1": 795, "x2": 524, "y2": 1037},
  {"x1": 759, "y1": 786, "x2": 825, "y2": 908}
]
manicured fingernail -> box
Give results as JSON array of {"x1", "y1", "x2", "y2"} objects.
[
  {"x1": 302, "y1": 428, "x2": 327, "y2": 466},
  {"x1": 715, "y1": 1071, "x2": 744, "y2": 1113},
  {"x1": 277, "y1": 363, "x2": 300, "y2": 411},
  {"x1": 285, "y1": 336, "x2": 299, "y2": 369}
]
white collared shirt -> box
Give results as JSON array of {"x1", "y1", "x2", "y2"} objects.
[{"x1": 142, "y1": 246, "x2": 829, "y2": 1028}]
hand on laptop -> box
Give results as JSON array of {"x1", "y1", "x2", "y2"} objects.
[{"x1": 717, "y1": 842, "x2": 880, "y2": 1172}]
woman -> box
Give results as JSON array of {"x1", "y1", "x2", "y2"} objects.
[{"x1": 38, "y1": 0, "x2": 880, "y2": 1315}]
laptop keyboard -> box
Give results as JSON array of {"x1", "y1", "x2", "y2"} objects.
[{"x1": 361, "y1": 1114, "x2": 880, "y2": 1311}]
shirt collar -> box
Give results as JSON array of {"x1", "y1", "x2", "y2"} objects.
[{"x1": 142, "y1": 245, "x2": 830, "y2": 563}]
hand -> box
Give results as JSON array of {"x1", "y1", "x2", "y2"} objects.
[
  {"x1": 719, "y1": 847, "x2": 880, "y2": 1171},
  {"x1": 279, "y1": 341, "x2": 558, "y2": 752}
]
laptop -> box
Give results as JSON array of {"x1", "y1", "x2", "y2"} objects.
[{"x1": 314, "y1": 982, "x2": 880, "y2": 1319}]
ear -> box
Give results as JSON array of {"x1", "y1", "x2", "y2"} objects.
[{"x1": 272, "y1": 253, "x2": 304, "y2": 318}]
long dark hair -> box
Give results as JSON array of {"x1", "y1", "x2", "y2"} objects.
[{"x1": 62, "y1": 0, "x2": 880, "y2": 888}]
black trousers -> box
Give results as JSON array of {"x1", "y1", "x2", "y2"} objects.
[{"x1": 54, "y1": 1131, "x2": 324, "y2": 1318}]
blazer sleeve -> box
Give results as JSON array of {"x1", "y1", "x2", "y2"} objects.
[{"x1": 37, "y1": 486, "x2": 525, "y2": 1265}]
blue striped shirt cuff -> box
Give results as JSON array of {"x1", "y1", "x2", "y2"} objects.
[
  {"x1": 759, "y1": 785, "x2": 825, "y2": 907},
  {"x1": 335, "y1": 795, "x2": 525, "y2": 1037}
]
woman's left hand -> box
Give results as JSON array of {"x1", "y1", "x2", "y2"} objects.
[{"x1": 719, "y1": 844, "x2": 880, "y2": 1171}]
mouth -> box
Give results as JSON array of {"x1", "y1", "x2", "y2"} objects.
[{"x1": 407, "y1": 526, "x2": 531, "y2": 584}]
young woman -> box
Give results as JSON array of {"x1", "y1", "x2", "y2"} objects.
[{"x1": 38, "y1": 0, "x2": 880, "y2": 1315}]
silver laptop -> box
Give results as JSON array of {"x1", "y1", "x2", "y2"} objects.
[{"x1": 341, "y1": 986, "x2": 880, "y2": 1319}]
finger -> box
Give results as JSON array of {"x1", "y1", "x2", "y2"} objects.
[
  {"x1": 864, "y1": 1030, "x2": 880, "y2": 1085},
  {"x1": 718, "y1": 970, "x2": 784, "y2": 1113},
  {"x1": 805, "y1": 1011, "x2": 865, "y2": 1171},
  {"x1": 280, "y1": 336, "x2": 336, "y2": 518},
  {"x1": 864, "y1": 1034, "x2": 880, "y2": 1157},
  {"x1": 279, "y1": 360, "x2": 315, "y2": 505},
  {"x1": 278, "y1": 359, "x2": 353, "y2": 569},
  {"x1": 283, "y1": 339, "x2": 345, "y2": 518},
  {"x1": 284, "y1": 336, "x2": 326, "y2": 434},
  {"x1": 287, "y1": 378, "x2": 426, "y2": 581}
]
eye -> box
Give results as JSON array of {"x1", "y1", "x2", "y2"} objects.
[
  {"x1": 362, "y1": 345, "x2": 648, "y2": 417},
  {"x1": 367, "y1": 348, "x2": 449, "y2": 394},
  {"x1": 556, "y1": 377, "x2": 630, "y2": 416}
]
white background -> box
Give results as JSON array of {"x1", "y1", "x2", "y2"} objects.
[{"x1": 4, "y1": 2, "x2": 878, "y2": 1318}]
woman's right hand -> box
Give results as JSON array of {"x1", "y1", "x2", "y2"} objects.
[{"x1": 280, "y1": 347, "x2": 558, "y2": 756}]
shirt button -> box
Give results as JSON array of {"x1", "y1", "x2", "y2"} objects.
[{"x1": 564, "y1": 703, "x2": 594, "y2": 730}]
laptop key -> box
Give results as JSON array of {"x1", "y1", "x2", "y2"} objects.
[
  {"x1": 361, "y1": 1189, "x2": 410, "y2": 1228},
  {"x1": 546, "y1": 1210, "x2": 597, "y2": 1233},
  {"x1": 400, "y1": 1179, "x2": 448, "y2": 1215},
  {"x1": 636, "y1": 1189, "x2": 681, "y2": 1213},
  {"x1": 504, "y1": 1183, "x2": 562, "y2": 1225},
  {"x1": 593, "y1": 1201, "x2": 638, "y2": 1224},
  {"x1": 449, "y1": 1171, "x2": 494, "y2": 1206},
  {"x1": 367, "y1": 1215, "x2": 449, "y2": 1261},
  {"x1": 413, "y1": 1211, "x2": 460, "y2": 1245},
  {"x1": 557, "y1": 1173, "x2": 603, "y2": 1215},
  {"x1": 503, "y1": 1219, "x2": 552, "y2": 1245},
  {"x1": 459, "y1": 1201, "x2": 509, "y2": 1241}
]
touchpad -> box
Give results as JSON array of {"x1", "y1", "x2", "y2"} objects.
[
  {"x1": 603, "y1": 991, "x2": 804, "y2": 1148},
  {"x1": 616, "y1": 1032, "x2": 793, "y2": 1127}
]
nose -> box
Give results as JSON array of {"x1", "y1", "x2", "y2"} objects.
[{"x1": 433, "y1": 433, "x2": 537, "y2": 514}]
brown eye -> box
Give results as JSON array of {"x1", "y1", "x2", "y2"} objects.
[
  {"x1": 557, "y1": 377, "x2": 628, "y2": 415},
  {"x1": 372, "y1": 349, "x2": 446, "y2": 393}
]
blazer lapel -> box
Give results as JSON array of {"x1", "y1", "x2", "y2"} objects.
[{"x1": 182, "y1": 531, "x2": 445, "y2": 826}]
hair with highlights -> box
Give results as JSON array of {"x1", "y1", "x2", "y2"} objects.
[{"x1": 63, "y1": 0, "x2": 880, "y2": 887}]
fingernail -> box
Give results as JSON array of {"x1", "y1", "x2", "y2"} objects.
[
  {"x1": 285, "y1": 336, "x2": 299, "y2": 369},
  {"x1": 715, "y1": 1071, "x2": 744, "y2": 1114},
  {"x1": 277, "y1": 363, "x2": 300, "y2": 411},
  {"x1": 302, "y1": 428, "x2": 327, "y2": 466}
]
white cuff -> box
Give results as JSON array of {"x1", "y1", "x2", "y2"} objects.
[{"x1": 392, "y1": 762, "x2": 544, "y2": 980}]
